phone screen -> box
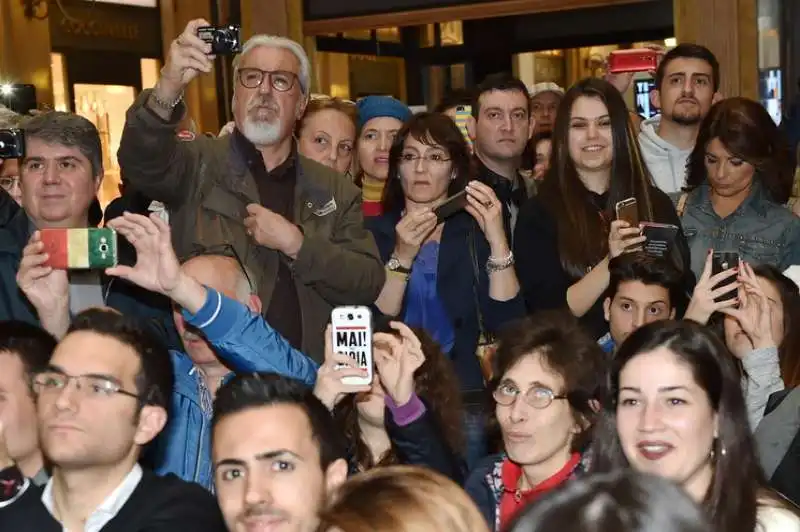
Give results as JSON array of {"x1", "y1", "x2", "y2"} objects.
[{"x1": 330, "y1": 306, "x2": 373, "y2": 386}]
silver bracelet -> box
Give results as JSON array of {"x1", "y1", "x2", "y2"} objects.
[
  {"x1": 150, "y1": 87, "x2": 184, "y2": 110},
  {"x1": 486, "y1": 251, "x2": 514, "y2": 274}
]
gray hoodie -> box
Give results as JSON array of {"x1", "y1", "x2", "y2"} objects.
[{"x1": 638, "y1": 115, "x2": 693, "y2": 194}]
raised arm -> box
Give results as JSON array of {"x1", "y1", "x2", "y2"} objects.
[{"x1": 117, "y1": 19, "x2": 214, "y2": 207}]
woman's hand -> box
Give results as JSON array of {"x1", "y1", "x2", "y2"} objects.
[
  {"x1": 465, "y1": 180, "x2": 506, "y2": 249},
  {"x1": 721, "y1": 262, "x2": 777, "y2": 358},
  {"x1": 373, "y1": 322, "x2": 425, "y2": 406},
  {"x1": 394, "y1": 209, "x2": 438, "y2": 265},
  {"x1": 684, "y1": 250, "x2": 740, "y2": 325},
  {"x1": 313, "y1": 325, "x2": 371, "y2": 410},
  {"x1": 608, "y1": 220, "x2": 646, "y2": 258}
]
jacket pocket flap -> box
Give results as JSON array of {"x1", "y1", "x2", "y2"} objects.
[{"x1": 201, "y1": 190, "x2": 246, "y2": 222}]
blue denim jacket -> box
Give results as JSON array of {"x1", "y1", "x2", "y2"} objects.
[
  {"x1": 681, "y1": 181, "x2": 800, "y2": 278},
  {"x1": 147, "y1": 287, "x2": 319, "y2": 490}
]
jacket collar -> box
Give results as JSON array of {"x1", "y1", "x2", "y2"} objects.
[
  {"x1": 691, "y1": 179, "x2": 771, "y2": 218},
  {"x1": 229, "y1": 128, "x2": 335, "y2": 221}
]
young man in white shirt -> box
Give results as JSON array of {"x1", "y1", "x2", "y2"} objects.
[{"x1": 639, "y1": 44, "x2": 722, "y2": 194}]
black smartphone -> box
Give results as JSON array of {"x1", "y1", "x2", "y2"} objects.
[
  {"x1": 641, "y1": 222, "x2": 679, "y2": 258},
  {"x1": 433, "y1": 190, "x2": 468, "y2": 223},
  {"x1": 711, "y1": 251, "x2": 740, "y2": 302}
]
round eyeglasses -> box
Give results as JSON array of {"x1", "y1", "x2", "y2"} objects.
[
  {"x1": 493, "y1": 383, "x2": 568, "y2": 409},
  {"x1": 237, "y1": 68, "x2": 298, "y2": 92}
]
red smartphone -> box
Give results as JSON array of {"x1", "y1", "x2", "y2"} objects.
[{"x1": 608, "y1": 49, "x2": 659, "y2": 74}]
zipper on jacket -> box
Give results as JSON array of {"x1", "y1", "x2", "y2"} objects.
[{"x1": 192, "y1": 367, "x2": 213, "y2": 486}]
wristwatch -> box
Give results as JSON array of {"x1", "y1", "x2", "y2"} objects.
[{"x1": 386, "y1": 256, "x2": 412, "y2": 274}]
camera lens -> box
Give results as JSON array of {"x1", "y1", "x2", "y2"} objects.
[{"x1": 347, "y1": 313, "x2": 354, "y2": 320}]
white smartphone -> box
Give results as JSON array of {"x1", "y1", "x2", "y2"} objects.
[{"x1": 330, "y1": 306, "x2": 373, "y2": 386}]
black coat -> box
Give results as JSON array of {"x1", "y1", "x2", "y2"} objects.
[{"x1": 0, "y1": 468, "x2": 226, "y2": 532}]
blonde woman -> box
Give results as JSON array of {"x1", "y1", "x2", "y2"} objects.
[{"x1": 318, "y1": 465, "x2": 489, "y2": 532}]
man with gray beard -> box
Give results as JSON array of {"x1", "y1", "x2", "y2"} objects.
[{"x1": 118, "y1": 20, "x2": 384, "y2": 363}]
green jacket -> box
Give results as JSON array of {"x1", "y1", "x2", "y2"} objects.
[{"x1": 118, "y1": 90, "x2": 384, "y2": 362}]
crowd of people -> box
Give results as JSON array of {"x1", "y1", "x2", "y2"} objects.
[{"x1": 0, "y1": 16, "x2": 799, "y2": 532}]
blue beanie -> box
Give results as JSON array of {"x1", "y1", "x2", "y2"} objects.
[{"x1": 356, "y1": 95, "x2": 412, "y2": 130}]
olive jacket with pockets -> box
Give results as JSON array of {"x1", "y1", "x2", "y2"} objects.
[{"x1": 118, "y1": 90, "x2": 386, "y2": 362}]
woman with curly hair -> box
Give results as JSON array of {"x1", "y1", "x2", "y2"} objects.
[{"x1": 313, "y1": 321, "x2": 465, "y2": 482}]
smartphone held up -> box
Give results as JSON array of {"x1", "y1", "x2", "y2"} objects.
[
  {"x1": 40, "y1": 228, "x2": 118, "y2": 270},
  {"x1": 331, "y1": 306, "x2": 373, "y2": 386},
  {"x1": 607, "y1": 49, "x2": 660, "y2": 74}
]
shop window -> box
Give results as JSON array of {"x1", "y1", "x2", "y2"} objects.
[
  {"x1": 376, "y1": 27, "x2": 401, "y2": 43},
  {"x1": 140, "y1": 58, "x2": 160, "y2": 90},
  {"x1": 420, "y1": 24, "x2": 436, "y2": 48},
  {"x1": 50, "y1": 53, "x2": 69, "y2": 112},
  {"x1": 343, "y1": 29, "x2": 373, "y2": 40},
  {"x1": 440, "y1": 21, "x2": 463, "y2": 46},
  {"x1": 74, "y1": 84, "x2": 136, "y2": 209}
]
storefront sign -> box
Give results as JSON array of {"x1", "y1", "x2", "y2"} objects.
[{"x1": 49, "y1": 1, "x2": 161, "y2": 56}]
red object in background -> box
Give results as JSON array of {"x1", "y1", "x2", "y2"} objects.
[{"x1": 608, "y1": 49, "x2": 659, "y2": 74}]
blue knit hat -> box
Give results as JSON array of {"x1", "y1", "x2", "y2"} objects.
[{"x1": 356, "y1": 95, "x2": 412, "y2": 130}]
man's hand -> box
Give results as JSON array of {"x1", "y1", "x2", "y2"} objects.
[
  {"x1": 16, "y1": 232, "x2": 69, "y2": 319},
  {"x1": 106, "y1": 213, "x2": 182, "y2": 296},
  {"x1": 244, "y1": 204, "x2": 304, "y2": 259},
  {"x1": 156, "y1": 19, "x2": 215, "y2": 102}
]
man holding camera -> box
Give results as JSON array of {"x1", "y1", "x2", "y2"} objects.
[{"x1": 118, "y1": 20, "x2": 384, "y2": 363}]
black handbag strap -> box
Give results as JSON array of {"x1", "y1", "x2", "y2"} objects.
[{"x1": 467, "y1": 227, "x2": 489, "y2": 337}]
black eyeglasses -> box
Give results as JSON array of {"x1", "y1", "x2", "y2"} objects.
[
  {"x1": 237, "y1": 68, "x2": 298, "y2": 92},
  {"x1": 33, "y1": 371, "x2": 140, "y2": 400},
  {"x1": 493, "y1": 383, "x2": 568, "y2": 409},
  {"x1": 182, "y1": 243, "x2": 254, "y2": 294}
]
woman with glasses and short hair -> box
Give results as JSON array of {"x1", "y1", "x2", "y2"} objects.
[
  {"x1": 296, "y1": 96, "x2": 359, "y2": 176},
  {"x1": 464, "y1": 312, "x2": 608, "y2": 531}
]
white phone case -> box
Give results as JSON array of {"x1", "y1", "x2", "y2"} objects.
[{"x1": 330, "y1": 306, "x2": 373, "y2": 386}]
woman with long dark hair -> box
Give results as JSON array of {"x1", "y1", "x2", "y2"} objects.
[
  {"x1": 679, "y1": 97, "x2": 800, "y2": 278},
  {"x1": 514, "y1": 77, "x2": 691, "y2": 341},
  {"x1": 591, "y1": 320, "x2": 800, "y2": 532},
  {"x1": 365, "y1": 112, "x2": 525, "y2": 468}
]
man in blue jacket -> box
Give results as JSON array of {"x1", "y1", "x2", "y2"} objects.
[{"x1": 21, "y1": 210, "x2": 319, "y2": 490}]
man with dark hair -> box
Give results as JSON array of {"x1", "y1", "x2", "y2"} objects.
[
  {"x1": 212, "y1": 373, "x2": 348, "y2": 532},
  {"x1": 466, "y1": 73, "x2": 535, "y2": 238},
  {"x1": 599, "y1": 254, "x2": 684, "y2": 352},
  {"x1": 0, "y1": 111, "x2": 176, "y2": 347},
  {"x1": 639, "y1": 43, "x2": 722, "y2": 193},
  {"x1": 0, "y1": 321, "x2": 56, "y2": 485},
  {"x1": 0, "y1": 309, "x2": 226, "y2": 531}
]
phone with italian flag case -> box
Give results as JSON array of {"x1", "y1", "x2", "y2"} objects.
[{"x1": 40, "y1": 228, "x2": 118, "y2": 270}]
